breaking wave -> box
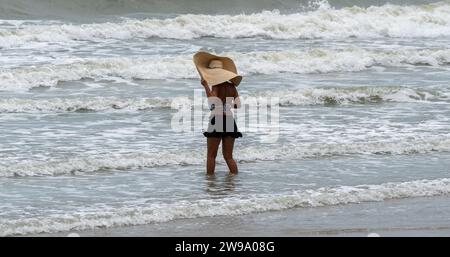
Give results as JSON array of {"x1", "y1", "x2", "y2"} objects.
[
  {"x1": 258, "y1": 86, "x2": 450, "y2": 106},
  {"x1": 1, "y1": 86, "x2": 449, "y2": 113},
  {"x1": 2, "y1": 177, "x2": 450, "y2": 236},
  {"x1": 0, "y1": 1, "x2": 449, "y2": 46},
  {"x1": 1, "y1": 136, "x2": 449, "y2": 177},
  {"x1": 0, "y1": 97, "x2": 175, "y2": 113},
  {"x1": 1, "y1": 48, "x2": 449, "y2": 91}
]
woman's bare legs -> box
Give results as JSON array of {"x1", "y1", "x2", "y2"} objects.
[
  {"x1": 222, "y1": 136, "x2": 238, "y2": 174},
  {"x1": 207, "y1": 137, "x2": 221, "y2": 174}
]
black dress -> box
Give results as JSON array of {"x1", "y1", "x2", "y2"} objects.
[{"x1": 203, "y1": 104, "x2": 242, "y2": 138}]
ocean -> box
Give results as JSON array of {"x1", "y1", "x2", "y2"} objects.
[{"x1": 0, "y1": 0, "x2": 450, "y2": 236}]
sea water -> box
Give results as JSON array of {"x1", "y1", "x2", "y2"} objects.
[{"x1": 0, "y1": 0, "x2": 450, "y2": 236}]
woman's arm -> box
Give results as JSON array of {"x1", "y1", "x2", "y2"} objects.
[
  {"x1": 201, "y1": 79, "x2": 216, "y2": 97},
  {"x1": 202, "y1": 80, "x2": 221, "y2": 112}
]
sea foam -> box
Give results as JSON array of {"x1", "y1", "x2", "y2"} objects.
[
  {"x1": 1, "y1": 48, "x2": 449, "y2": 91},
  {"x1": 1, "y1": 2, "x2": 450, "y2": 48},
  {"x1": 2, "y1": 177, "x2": 450, "y2": 236},
  {"x1": 0, "y1": 86, "x2": 448, "y2": 113},
  {"x1": 1, "y1": 136, "x2": 449, "y2": 177}
]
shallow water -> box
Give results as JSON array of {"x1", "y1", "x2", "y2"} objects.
[{"x1": 1, "y1": 0, "x2": 450, "y2": 236}]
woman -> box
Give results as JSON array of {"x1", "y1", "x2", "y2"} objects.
[{"x1": 193, "y1": 52, "x2": 243, "y2": 175}]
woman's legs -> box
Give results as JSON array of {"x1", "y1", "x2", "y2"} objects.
[
  {"x1": 222, "y1": 136, "x2": 238, "y2": 174},
  {"x1": 207, "y1": 137, "x2": 221, "y2": 174}
]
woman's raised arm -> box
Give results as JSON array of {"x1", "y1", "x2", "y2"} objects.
[{"x1": 201, "y1": 79, "x2": 216, "y2": 97}]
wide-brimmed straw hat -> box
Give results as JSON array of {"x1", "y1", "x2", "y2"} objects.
[{"x1": 193, "y1": 52, "x2": 242, "y2": 87}]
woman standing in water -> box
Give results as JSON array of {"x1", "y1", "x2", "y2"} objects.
[{"x1": 193, "y1": 52, "x2": 243, "y2": 175}]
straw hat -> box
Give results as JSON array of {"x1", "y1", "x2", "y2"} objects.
[{"x1": 193, "y1": 52, "x2": 242, "y2": 87}]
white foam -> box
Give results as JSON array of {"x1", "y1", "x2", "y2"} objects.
[
  {"x1": 1, "y1": 2, "x2": 450, "y2": 47},
  {"x1": 1, "y1": 136, "x2": 449, "y2": 177},
  {"x1": 0, "y1": 86, "x2": 448, "y2": 113},
  {"x1": 1, "y1": 48, "x2": 449, "y2": 91},
  {"x1": 0, "y1": 56, "x2": 194, "y2": 91},
  {"x1": 0, "y1": 97, "x2": 175, "y2": 113},
  {"x1": 0, "y1": 150, "x2": 204, "y2": 177},
  {"x1": 2, "y1": 177, "x2": 450, "y2": 236},
  {"x1": 259, "y1": 86, "x2": 450, "y2": 106}
]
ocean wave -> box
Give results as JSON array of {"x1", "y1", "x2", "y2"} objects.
[
  {"x1": 0, "y1": 0, "x2": 437, "y2": 20},
  {"x1": 1, "y1": 86, "x2": 449, "y2": 113},
  {"x1": 2, "y1": 136, "x2": 449, "y2": 177},
  {"x1": 1, "y1": 48, "x2": 449, "y2": 91},
  {"x1": 259, "y1": 86, "x2": 450, "y2": 106},
  {"x1": 0, "y1": 97, "x2": 175, "y2": 113},
  {"x1": 0, "y1": 2, "x2": 449, "y2": 46},
  {"x1": 2, "y1": 177, "x2": 450, "y2": 236},
  {"x1": 0, "y1": 0, "x2": 312, "y2": 19}
]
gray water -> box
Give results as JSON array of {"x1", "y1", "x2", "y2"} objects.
[{"x1": 1, "y1": 0, "x2": 450, "y2": 236}]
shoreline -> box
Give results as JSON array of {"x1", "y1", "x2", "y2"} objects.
[{"x1": 27, "y1": 195, "x2": 450, "y2": 237}]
